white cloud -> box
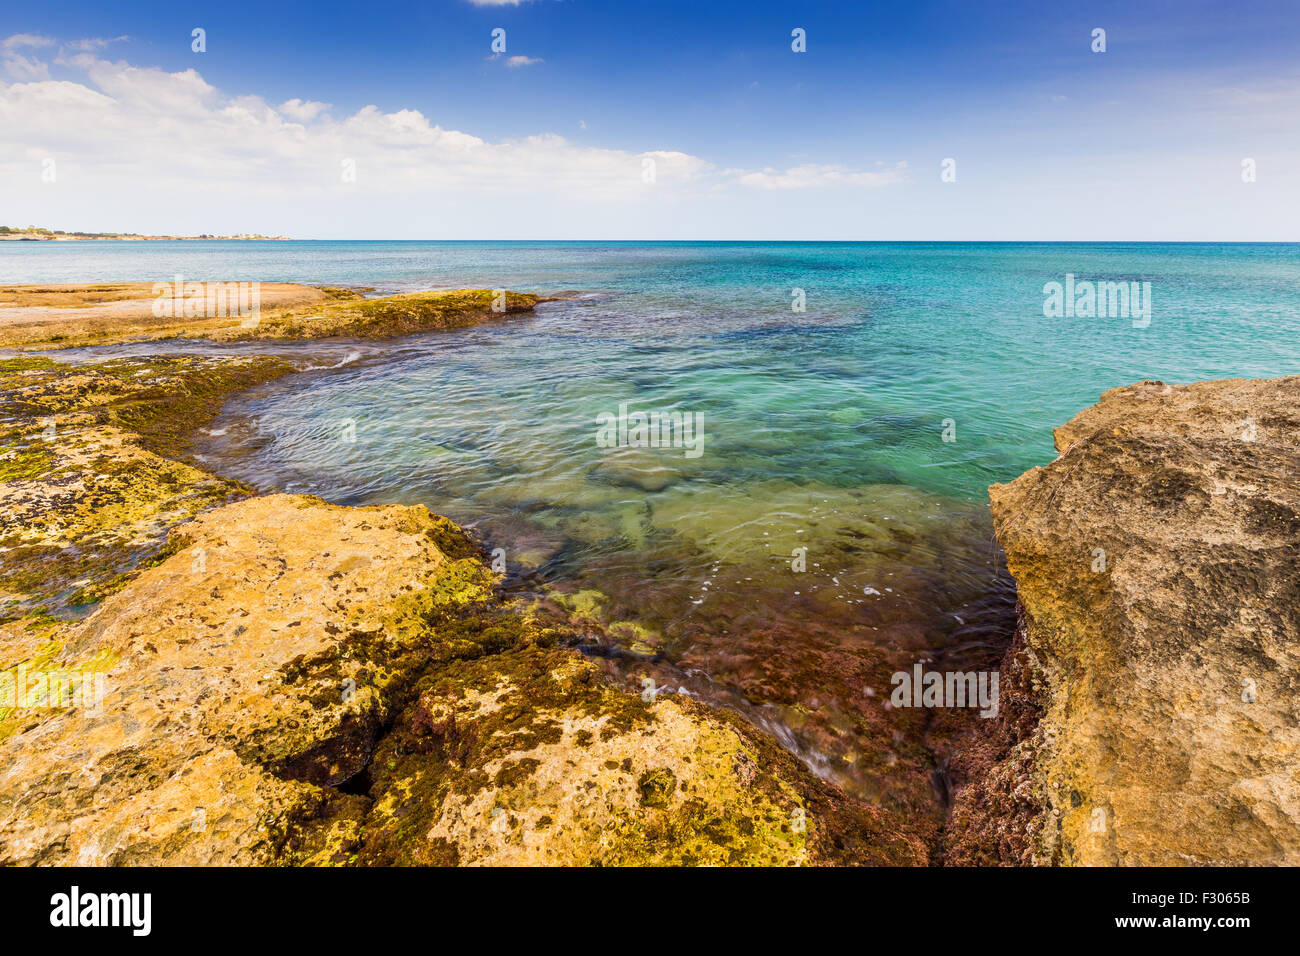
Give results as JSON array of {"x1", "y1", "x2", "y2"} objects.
[
  {"x1": 279, "y1": 97, "x2": 331, "y2": 122},
  {"x1": 66, "y1": 55, "x2": 219, "y2": 115},
  {"x1": 0, "y1": 46, "x2": 717, "y2": 202},
  {"x1": 2, "y1": 34, "x2": 55, "y2": 51},
  {"x1": 0, "y1": 41, "x2": 899, "y2": 198},
  {"x1": 0, "y1": 36, "x2": 911, "y2": 237},
  {"x1": 735, "y1": 162, "x2": 910, "y2": 190},
  {"x1": 4, "y1": 53, "x2": 49, "y2": 82},
  {"x1": 505, "y1": 55, "x2": 543, "y2": 68}
]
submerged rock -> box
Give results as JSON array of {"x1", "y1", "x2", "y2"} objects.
[
  {"x1": 950, "y1": 375, "x2": 1300, "y2": 865},
  {"x1": 588, "y1": 445, "x2": 685, "y2": 492}
]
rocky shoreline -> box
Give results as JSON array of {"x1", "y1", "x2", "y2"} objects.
[
  {"x1": 1, "y1": 287, "x2": 1294, "y2": 865},
  {"x1": 0, "y1": 307, "x2": 915, "y2": 866}
]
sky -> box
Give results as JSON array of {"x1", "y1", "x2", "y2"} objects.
[{"x1": 1, "y1": 0, "x2": 1298, "y2": 239}]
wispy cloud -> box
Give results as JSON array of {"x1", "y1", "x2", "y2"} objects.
[
  {"x1": 505, "y1": 55, "x2": 543, "y2": 68},
  {"x1": 4, "y1": 53, "x2": 49, "y2": 82},
  {"x1": 2, "y1": 34, "x2": 56, "y2": 51},
  {"x1": 734, "y1": 162, "x2": 910, "y2": 190},
  {"x1": 3, "y1": 34, "x2": 56, "y2": 81},
  {"x1": 5, "y1": 34, "x2": 129, "y2": 83},
  {"x1": 63, "y1": 36, "x2": 129, "y2": 52}
]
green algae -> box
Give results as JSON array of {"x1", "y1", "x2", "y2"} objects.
[
  {"x1": 0, "y1": 639, "x2": 118, "y2": 740},
  {"x1": 0, "y1": 443, "x2": 53, "y2": 482},
  {"x1": 637, "y1": 767, "x2": 678, "y2": 807},
  {"x1": 221, "y1": 289, "x2": 539, "y2": 342},
  {"x1": 0, "y1": 357, "x2": 57, "y2": 374},
  {"x1": 90, "y1": 355, "x2": 294, "y2": 459},
  {"x1": 0, "y1": 354, "x2": 293, "y2": 457}
]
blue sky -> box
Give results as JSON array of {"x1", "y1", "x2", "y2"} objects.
[{"x1": 2, "y1": 0, "x2": 1298, "y2": 238}]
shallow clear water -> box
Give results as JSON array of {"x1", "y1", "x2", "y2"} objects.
[
  {"x1": 7, "y1": 240, "x2": 1298, "y2": 501},
  {"x1": 8, "y1": 240, "x2": 1299, "y2": 795}
]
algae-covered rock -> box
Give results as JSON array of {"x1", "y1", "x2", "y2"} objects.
[
  {"x1": 212, "y1": 288, "x2": 539, "y2": 342},
  {"x1": 353, "y1": 639, "x2": 924, "y2": 866},
  {"x1": 0, "y1": 285, "x2": 539, "y2": 350},
  {"x1": 0, "y1": 492, "x2": 913, "y2": 866},
  {"x1": 0, "y1": 494, "x2": 469, "y2": 864},
  {"x1": 0, "y1": 355, "x2": 292, "y2": 621},
  {"x1": 966, "y1": 375, "x2": 1300, "y2": 865}
]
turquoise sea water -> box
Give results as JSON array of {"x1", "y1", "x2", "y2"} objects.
[
  {"x1": 6, "y1": 241, "x2": 1298, "y2": 499},
  {"x1": 6, "y1": 241, "x2": 1298, "y2": 792}
]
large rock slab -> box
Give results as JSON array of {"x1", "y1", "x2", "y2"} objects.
[
  {"x1": 0, "y1": 494, "x2": 474, "y2": 864},
  {"x1": 0, "y1": 286, "x2": 538, "y2": 350},
  {"x1": 965, "y1": 376, "x2": 1300, "y2": 865}
]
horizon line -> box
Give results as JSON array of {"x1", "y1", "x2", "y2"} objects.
[{"x1": 9, "y1": 238, "x2": 1300, "y2": 245}]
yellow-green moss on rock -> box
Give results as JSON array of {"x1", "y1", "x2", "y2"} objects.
[
  {"x1": 213, "y1": 289, "x2": 539, "y2": 342},
  {"x1": 0, "y1": 355, "x2": 292, "y2": 623},
  {"x1": 0, "y1": 285, "x2": 540, "y2": 350}
]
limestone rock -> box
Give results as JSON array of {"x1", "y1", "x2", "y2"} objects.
[
  {"x1": 0, "y1": 355, "x2": 291, "y2": 619},
  {"x1": 0, "y1": 286, "x2": 538, "y2": 350},
  {"x1": 975, "y1": 375, "x2": 1300, "y2": 865},
  {"x1": 0, "y1": 494, "x2": 473, "y2": 864}
]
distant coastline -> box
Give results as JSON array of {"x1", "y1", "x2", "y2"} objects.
[{"x1": 0, "y1": 226, "x2": 289, "y2": 242}]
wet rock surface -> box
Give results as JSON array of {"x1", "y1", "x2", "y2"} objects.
[
  {"x1": 0, "y1": 356, "x2": 291, "y2": 623},
  {"x1": 952, "y1": 375, "x2": 1300, "y2": 865}
]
